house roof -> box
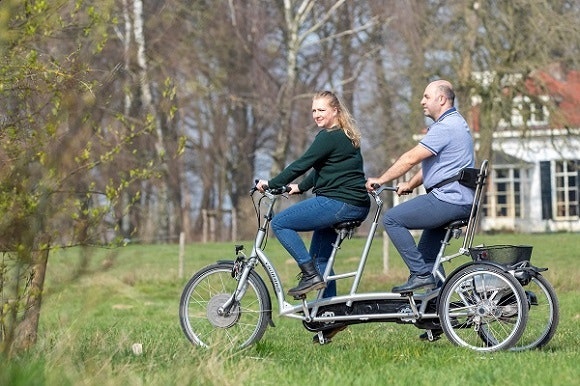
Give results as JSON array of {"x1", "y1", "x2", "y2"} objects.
[
  {"x1": 528, "y1": 63, "x2": 580, "y2": 127},
  {"x1": 492, "y1": 150, "x2": 534, "y2": 167}
]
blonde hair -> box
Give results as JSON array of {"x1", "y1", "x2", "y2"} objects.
[{"x1": 313, "y1": 91, "x2": 361, "y2": 148}]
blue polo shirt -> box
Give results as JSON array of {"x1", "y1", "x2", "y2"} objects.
[{"x1": 419, "y1": 107, "x2": 475, "y2": 206}]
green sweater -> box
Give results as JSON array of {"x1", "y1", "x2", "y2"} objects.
[{"x1": 268, "y1": 127, "x2": 370, "y2": 208}]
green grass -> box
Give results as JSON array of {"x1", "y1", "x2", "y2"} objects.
[{"x1": 2, "y1": 233, "x2": 580, "y2": 385}]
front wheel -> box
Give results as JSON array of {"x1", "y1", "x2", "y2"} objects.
[
  {"x1": 438, "y1": 264, "x2": 528, "y2": 352},
  {"x1": 179, "y1": 262, "x2": 272, "y2": 349}
]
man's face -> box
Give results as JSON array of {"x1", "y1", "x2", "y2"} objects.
[{"x1": 420, "y1": 83, "x2": 443, "y2": 121}]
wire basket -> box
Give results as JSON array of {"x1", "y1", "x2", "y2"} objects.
[{"x1": 469, "y1": 245, "x2": 533, "y2": 265}]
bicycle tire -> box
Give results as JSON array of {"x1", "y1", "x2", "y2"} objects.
[
  {"x1": 511, "y1": 273, "x2": 559, "y2": 351},
  {"x1": 438, "y1": 263, "x2": 528, "y2": 352},
  {"x1": 179, "y1": 262, "x2": 271, "y2": 349}
]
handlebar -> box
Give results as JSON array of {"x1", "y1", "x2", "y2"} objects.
[
  {"x1": 251, "y1": 180, "x2": 399, "y2": 197},
  {"x1": 372, "y1": 184, "x2": 398, "y2": 195},
  {"x1": 264, "y1": 185, "x2": 291, "y2": 195},
  {"x1": 250, "y1": 180, "x2": 291, "y2": 196}
]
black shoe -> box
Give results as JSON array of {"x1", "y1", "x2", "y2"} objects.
[
  {"x1": 287, "y1": 261, "x2": 326, "y2": 298},
  {"x1": 392, "y1": 273, "x2": 436, "y2": 293},
  {"x1": 313, "y1": 325, "x2": 347, "y2": 344},
  {"x1": 419, "y1": 329, "x2": 443, "y2": 342}
]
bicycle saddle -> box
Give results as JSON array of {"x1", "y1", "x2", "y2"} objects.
[
  {"x1": 445, "y1": 218, "x2": 469, "y2": 229},
  {"x1": 333, "y1": 220, "x2": 362, "y2": 230}
]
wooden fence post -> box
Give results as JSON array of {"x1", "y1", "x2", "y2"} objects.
[
  {"x1": 383, "y1": 230, "x2": 389, "y2": 274},
  {"x1": 178, "y1": 231, "x2": 185, "y2": 279}
]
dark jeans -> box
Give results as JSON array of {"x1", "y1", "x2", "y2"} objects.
[
  {"x1": 384, "y1": 193, "x2": 471, "y2": 275},
  {"x1": 271, "y1": 196, "x2": 369, "y2": 297}
]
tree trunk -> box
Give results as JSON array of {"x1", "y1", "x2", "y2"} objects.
[{"x1": 10, "y1": 243, "x2": 50, "y2": 356}]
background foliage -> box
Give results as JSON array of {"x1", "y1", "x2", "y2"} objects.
[{"x1": 0, "y1": 0, "x2": 579, "y2": 356}]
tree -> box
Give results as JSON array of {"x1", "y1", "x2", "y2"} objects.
[
  {"x1": 428, "y1": 0, "x2": 580, "y2": 163},
  {"x1": 0, "y1": 0, "x2": 173, "y2": 356},
  {"x1": 359, "y1": 1, "x2": 433, "y2": 176},
  {"x1": 161, "y1": 0, "x2": 382, "y2": 240}
]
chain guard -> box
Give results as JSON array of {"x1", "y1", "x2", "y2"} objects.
[{"x1": 303, "y1": 299, "x2": 417, "y2": 331}]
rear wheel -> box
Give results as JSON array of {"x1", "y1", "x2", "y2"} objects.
[
  {"x1": 511, "y1": 273, "x2": 559, "y2": 351},
  {"x1": 438, "y1": 264, "x2": 528, "y2": 352},
  {"x1": 179, "y1": 262, "x2": 271, "y2": 349}
]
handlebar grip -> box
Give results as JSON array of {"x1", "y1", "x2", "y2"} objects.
[
  {"x1": 269, "y1": 185, "x2": 291, "y2": 194},
  {"x1": 251, "y1": 180, "x2": 291, "y2": 195}
]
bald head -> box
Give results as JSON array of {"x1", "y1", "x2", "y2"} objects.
[
  {"x1": 432, "y1": 80, "x2": 455, "y2": 104},
  {"x1": 421, "y1": 80, "x2": 456, "y2": 121}
]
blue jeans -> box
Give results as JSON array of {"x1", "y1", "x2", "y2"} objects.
[
  {"x1": 384, "y1": 193, "x2": 471, "y2": 275},
  {"x1": 271, "y1": 196, "x2": 369, "y2": 297}
]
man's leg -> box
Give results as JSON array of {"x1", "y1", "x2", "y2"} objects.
[
  {"x1": 384, "y1": 194, "x2": 471, "y2": 292},
  {"x1": 384, "y1": 193, "x2": 470, "y2": 274}
]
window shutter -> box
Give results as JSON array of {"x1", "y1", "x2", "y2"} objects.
[
  {"x1": 540, "y1": 161, "x2": 552, "y2": 220},
  {"x1": 577, "y1": 160, "x2": 580, "y2": 208}
]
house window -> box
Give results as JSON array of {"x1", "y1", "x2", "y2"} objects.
[
  {"x1": 554, "y1": 160, "x2": 578, "y2": 219},
  {"x1": 510, "y1": 95, "x2": 550, "y2": 127},
  {"x1": 498, "y1": 95, "x2": 550, "y2": 128},
  {"x1": 483, "y1": 167, "x2": 523, "y2": 218}
]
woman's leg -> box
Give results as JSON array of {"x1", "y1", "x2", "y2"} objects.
[
  {"x1": 272, "y1": 196, "x2": 369, "y2": 296},
  {"x1": 309, "y1": 200, "x2": 369, "y2": 297},
  {"x1": 272, "y1": 196, "x2": 368, "y2": 265},
  {"x1": 271, "y1": 197, "x2": 334, "y2": 265},
  {"x1": 310, "y1": 227, "x2": 339, "y2": 297}
]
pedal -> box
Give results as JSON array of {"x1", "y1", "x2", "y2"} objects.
[
  {"x1": 313, "y1": 331, "x2": 328, "y2": 345},
  {"x1": 420, "y1": 329, "x2": 442, "y2": 342},
  {"x1": 312, "y1": 324, "x2": 347, "y2": 345},
  {"x1": 426, "y1": 330, "x2": 436, "y2": 341}
]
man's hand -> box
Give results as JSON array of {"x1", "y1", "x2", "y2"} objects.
[{"x1": 396, "y1": 181, "x2": 414, "y2": 196}]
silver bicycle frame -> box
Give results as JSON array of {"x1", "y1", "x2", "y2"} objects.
[{"x1": 239, "y1": 161, "x2": 488, "y2": 325}]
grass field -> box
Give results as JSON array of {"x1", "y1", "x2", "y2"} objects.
[{"x1": 2, "y1": 232, "x2": 579, "y2": 385}]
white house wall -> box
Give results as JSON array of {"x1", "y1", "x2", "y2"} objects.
[{"x1": 482, "y1": 129, "x2": 580, "y2": 233}]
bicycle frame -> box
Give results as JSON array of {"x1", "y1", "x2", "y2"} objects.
[{"x1": 228, "y1": 170, "x2": 487, "y2": 327}]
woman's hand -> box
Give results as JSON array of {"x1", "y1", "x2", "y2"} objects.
[
  {"x1": 255, "y1": 179, "x2": 268, "y2": 193},
  {"x1": 287, "y1": 184, "x2": 301, "y2": 195}
]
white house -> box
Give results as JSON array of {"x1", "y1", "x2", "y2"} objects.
[
  {"x1": 482, "y1": 128, "x2": 579, "y2": 232},
  {"x1": 478, "y1": 65, "x2": 579, "y2": 233}
]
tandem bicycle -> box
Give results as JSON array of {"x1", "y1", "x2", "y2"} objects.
[{"x1": 179, "y1": 160, "x2": 559, "y2": 352}]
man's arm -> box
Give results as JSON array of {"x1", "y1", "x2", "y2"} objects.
[
  {"x1": 399, "y1": 169, "x2": 423, "y2": 193},
  {"x1": 366, "y1": 144, "x2": 433, "y2": 189}
]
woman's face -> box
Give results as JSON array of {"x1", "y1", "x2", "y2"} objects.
[{"x1": 312, "y1": 97, "x2": 338, "y2": 129}]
